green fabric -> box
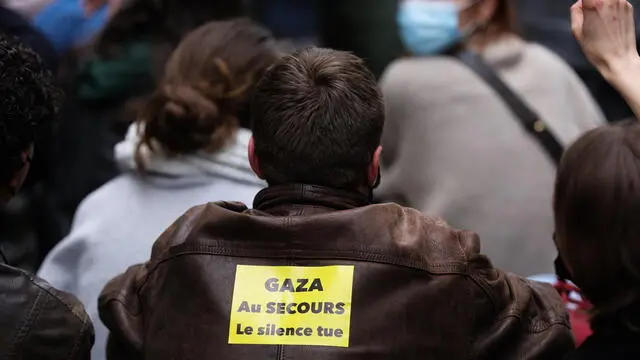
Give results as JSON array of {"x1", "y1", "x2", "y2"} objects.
[
  {"x1": 77, "y1": 41, "x2": 155, "y2": 102},
  {"x1": 319, "y1": 0, "x2": 403, "y2": 78}
]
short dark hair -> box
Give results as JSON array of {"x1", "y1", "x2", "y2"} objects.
[
  {"x1": 251, "y1": 47, "x2": 384, "y2": 189},
  {"x1": 0, "y1": 35, "x2": 60, "y2": 186},
  {"x1": 554, "y1": 121, "x2": 640, "y2": 330}
]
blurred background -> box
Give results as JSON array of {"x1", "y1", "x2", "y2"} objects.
[
  {"x1": 256, "y1": 0, "x2": 640, "y2": 122},
  {"x1": 1, "y1": 0, "x2": 638, "y2": 273}
]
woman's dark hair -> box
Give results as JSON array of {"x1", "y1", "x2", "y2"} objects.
[
  {"x1": 463, "y1": 0, "x2": 518, "y2": 45},
  {"x1": 95, "y1": 0, "x2": 246, "y2": 57},
  {"x1": 554, "y1": 121, "x2": 640, "y2": 332},
  {"x1": 135, "y1": 19, "x2": 281, "y2": 169},
  {"x1": 487, "y1": 0, "x2": 517, "y2": 37}
]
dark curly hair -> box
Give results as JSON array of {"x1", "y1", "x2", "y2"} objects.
[{"x1": 0, "y1": 34, "x2": 61, "y2": 186}]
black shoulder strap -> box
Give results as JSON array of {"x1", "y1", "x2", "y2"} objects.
[
  {"x1": 0, "y1": 246, "x2": 8, "y2": 265},
  {"x1": 454, "y1": 50, "x2": 564, "y2": 165}
]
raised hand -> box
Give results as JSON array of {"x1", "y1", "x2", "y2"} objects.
[{"x1": 571, "y1": 0, "x2": 638, "y2": 78}]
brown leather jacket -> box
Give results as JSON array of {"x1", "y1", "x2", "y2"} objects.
[
  {"x1": 0, "y1": 261, "x2": 94, "y2": 359},
  {"x1": 99, "y1": 184, "x2": 574, "y2": 360}
]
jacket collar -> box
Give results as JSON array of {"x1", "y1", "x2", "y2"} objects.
[{"x1": 253, "y1": 184, "x2": 371, "y2": 212}]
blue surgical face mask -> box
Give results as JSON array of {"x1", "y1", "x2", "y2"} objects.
[{"x1": 397, "y1": 1, "x2": 462, "y2": 56}]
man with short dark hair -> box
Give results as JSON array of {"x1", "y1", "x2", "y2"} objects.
[
  {"x1": 100, "y1": 48, "x2": 574, "y2": 360},
  {"x1": 0, "y1": 34, "x2": 94, "y2": 359},
  {"x1": 250, "y1": 47, "x2": 383, "y2": 190}
]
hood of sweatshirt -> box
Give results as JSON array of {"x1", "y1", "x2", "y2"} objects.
[{"x1": 115, "y1": 122, "x2": 265, "y2": 188}]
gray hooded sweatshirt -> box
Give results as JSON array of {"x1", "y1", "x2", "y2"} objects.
[{"x1": 38, "y1": 124, "x2": 264, "y2": 360}]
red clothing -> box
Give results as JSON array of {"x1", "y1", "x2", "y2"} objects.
[{"x1": 555, "y1": 280, "x2": 593, "y2": 346}]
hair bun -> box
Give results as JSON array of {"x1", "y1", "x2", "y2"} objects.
[
  {"x1": 161, "y1": 84, "x2": 219, "y2": 120},
  {"x1": 139, "y1": 84, "x2": 236, "y2": 155}
]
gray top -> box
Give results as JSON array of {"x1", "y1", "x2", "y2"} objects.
[{"x1": 377, "y1": 36, "x2": 605, "y2": 276}]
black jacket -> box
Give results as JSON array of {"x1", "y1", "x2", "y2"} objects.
[
  {"x1": 565, "y1": 330, "x2": 640, "y2": 360},
  {"x1": 0, "y1": 257, "x2": 94, "y2": 359}
]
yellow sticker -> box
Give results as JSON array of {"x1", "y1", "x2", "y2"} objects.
[{"x1": 228, "y1": 265, "x2": 354, "y2": 347}]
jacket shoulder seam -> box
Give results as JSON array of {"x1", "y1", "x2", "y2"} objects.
[
  {"x1": 21, "y1": 269, "x2": 90, "y2": 326},
  {"x1": 7, "y1": 283, "x2": 45, "y2": 357}
]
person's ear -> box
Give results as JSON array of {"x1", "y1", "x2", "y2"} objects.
[
  {"x1": 368, "y1": 146, "x2": 383, "y2": 187},
  {"x1": 1, "y1": 146, "x2": 34, "y2": 203},
  {"x1": 248, "y1": 136, "x2": 265, "y2": 179}
]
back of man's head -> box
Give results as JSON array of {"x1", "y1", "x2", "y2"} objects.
[
  {"x1": 250, "y1": 47, "x2": 384, "y2": 190},
  {"x1": 0, "y1": 34, "x2": 59, "y2": 200}
]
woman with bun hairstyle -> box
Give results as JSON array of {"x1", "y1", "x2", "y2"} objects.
[
  {"x1": 40, "y1": 0, "x2": 248, "y2": 262},
  {"x1": 38, "y1": 19, "x2": 282, "y2": 360}
]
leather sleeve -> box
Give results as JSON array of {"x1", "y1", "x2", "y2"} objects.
[
  {"x1": 49, "y1": 288, "x2": 95, "y2": 360},
  {"x1": 97, "y1": 207, "x2": 204, "y2": 360},
  {"x1": 98, "y1": 264, "x2": 146, "y2": 360},
  {"x1": 458, "y1": 228, "x2": 575, "y2": 359},
  {"x1": 98, "y1": 202, "x2": 248, "y2": 360},
  {"x1": 0, "y1": 264, "x2": 94, "y2": 360},
  {"x1": 106, "y1": 330, "x2": 143, "y2": 360},
  {"x1": 472, "y1": 273, "x2": 575, "y2": 359}
]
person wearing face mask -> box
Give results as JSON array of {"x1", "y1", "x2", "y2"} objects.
[{"x1": 377, "y1": 0, "x2": 606, "y2": 277}]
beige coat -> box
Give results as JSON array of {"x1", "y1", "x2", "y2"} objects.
[{"x1": 378, "y1": 36, "x2": 605, "y2": 276}]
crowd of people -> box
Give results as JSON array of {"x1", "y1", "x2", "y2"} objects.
[{"x1": 0, "y1": 0, "x2": 639, "y2": 359}]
